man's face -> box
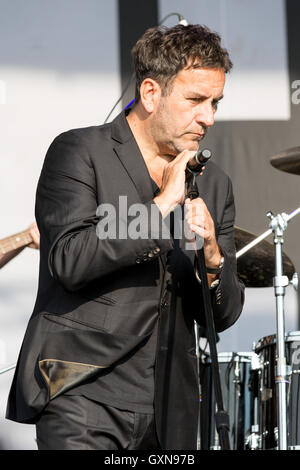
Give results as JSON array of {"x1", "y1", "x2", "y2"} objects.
[{"x1": 150, "y1": 67, "x2": 225, "y2": 156}]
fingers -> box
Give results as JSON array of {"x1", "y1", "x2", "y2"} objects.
[
  {"x1": 171, "y1": 149, "x2": 196, "y2": 169},
  {"x1": 184, "y1": 198, "x2": 221, "y2": 268},
  {"x1": 184, "y1": 198, "x2": 212, "y2": 237},
  {"x1": 28, "y1": 221, "x2": 40, "y2": 250},
  {"x1": 159, "y1": 150, "x2": 198, "y2": 209},
  {"x1": 185, "y1": 197, "x2": 207, "y2": 222},
  {"x1": 158, "y1": 150, "x2": 204, "y2": 212}
]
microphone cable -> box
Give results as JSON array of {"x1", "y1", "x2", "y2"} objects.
[{"x1": 103, "y1": 12, "x2": 188, "y2": 124}]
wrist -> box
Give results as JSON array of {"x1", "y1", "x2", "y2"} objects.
[
  {"x1": 154, "y1": 194, "x2": 177, "y2": 218},
  {"x1": 206, "y1": 249, "x2": 224, "y2": 274}
]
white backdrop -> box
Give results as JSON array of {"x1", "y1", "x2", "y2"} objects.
[
  {"x1": 0, "y1": 0, "x2": 121, "y2": 449},
  {"x1": 159, "y1": 0, "x2": 290, "y2": 120}
]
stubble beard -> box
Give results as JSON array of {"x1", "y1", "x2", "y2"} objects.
[{"x1": 150, "y1": 101, "x2": 207, "y2": 157}]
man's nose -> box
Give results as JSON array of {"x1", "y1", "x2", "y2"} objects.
[{"x1": 195, "y1": 103, "x2": 215, "y2": 128}]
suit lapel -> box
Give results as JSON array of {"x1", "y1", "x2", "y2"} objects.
[{"x1": 111, "y1": 111, "x2": 154, "y2": 204}]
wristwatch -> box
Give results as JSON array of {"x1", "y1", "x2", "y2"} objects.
[{"x1": 206, "y1": 256, "x2": 224, "y2": 275}]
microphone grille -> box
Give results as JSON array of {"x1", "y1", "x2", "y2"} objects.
[{"x1": 202, "y1": 149, "x2": 211, "y2": 160}]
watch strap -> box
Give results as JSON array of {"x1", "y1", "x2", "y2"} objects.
[{"x1": 206, "y1": 256, "x2": 224, "y2": 274}]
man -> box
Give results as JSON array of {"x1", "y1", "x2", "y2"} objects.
[{"x1": 6, "y1": 24, "x2": 244, "y2": 450}]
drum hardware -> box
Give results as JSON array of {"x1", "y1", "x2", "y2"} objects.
[
  {"x1": 274, "y1": 427, "x2": 279, "y2": 446},
  {"x1": 266, "y1": 155, "x2": 299, "y2": 450},
  {"x1": 245, "y1": 355, "x2": 261, "y2": 450},
  {"x1": 234, "y1": 226, "x2": 295, "y2": 288},
  {"x1": 291, "y1": 273, "x2": 298, "y2": 291},
  {"x1": 260, "y1": 388, "x2": 273, "y2": 401},
  {"x1": 254, "y1": 332, "x2": 300, "y2": 450},
  {"x1": 246, "y1": 424, "x2": 261, "y2": 450},
  {"x1": 230, "y1": 353, "x2": 242, "y2": 396},
  {"x1": 200, "y1": 213, "x2": 299, "y2": 450},
  {"x1": 233, "y1": 361, "x2": 241, "y2": 397},
  {"x1": 236, "y1": 207, "x2": 300, "y2": 450},
  {"x1": 200, "y1": 148, "x2": 300, "y2": 450},
  {"x1": 200, "y1": 352, "x2": 257, "y2": 450},
  {"x1": 201, "y1": 335, "x2": 300, "y2": 451},
  {"x1": 267, "y1": 210, "x2": 295, "y2": 450}
]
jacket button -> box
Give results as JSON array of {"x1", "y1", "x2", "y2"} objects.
[
  {"x1": 154, "y1": 247, "x2": 160, "y2": 253},
  {"x1": 136, "y1": 258, "x2": 142, "y2": 264},
  {"x1": 147, "y1": 252, "x2": 154, "y2": 258},
  {"x1": 160, "y1": 297, "x2": 168, "y2": 309}
]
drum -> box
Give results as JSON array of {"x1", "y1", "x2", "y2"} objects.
[
  {"x1": 200, "y1": 351, "x2": 259, "y2": 450},
  {"x1": 254, "y1": 331, "x2": 300, "y2": 450}
]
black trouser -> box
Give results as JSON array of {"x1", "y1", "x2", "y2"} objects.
[{"x1": 36, "y1": 394, "x2": 160, "y2": 450}]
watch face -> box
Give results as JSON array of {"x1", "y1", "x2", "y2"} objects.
[{"x1": 210, "y1": 279, "x2": 220, "y2": 289}]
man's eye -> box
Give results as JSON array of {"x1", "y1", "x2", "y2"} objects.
[{"x1": 212, "y1": 101, "x2": 219, "y2": 110}]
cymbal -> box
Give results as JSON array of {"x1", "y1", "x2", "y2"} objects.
[
  {"x1": 234, "y1": 226, "x2": 295, "y2": 288},
  {"x1": 270, "y1": 147, "x2": 300, "y2": 175}
]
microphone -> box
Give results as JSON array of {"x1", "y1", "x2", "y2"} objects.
[
  {"x1": 187, "y1": 146, "x2": 212, "y2": 174},
  {"x1": 186, "y1": 146, "x2": 212, "y2": 200}
]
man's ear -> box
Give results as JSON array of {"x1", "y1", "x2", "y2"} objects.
[{"x1": 139, "y1": 78, "x2": 161, "y2": 113}]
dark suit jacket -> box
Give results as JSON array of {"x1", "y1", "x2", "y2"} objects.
[{"x1": 6, "y1": 110, "x2": 244, "y2": 449}]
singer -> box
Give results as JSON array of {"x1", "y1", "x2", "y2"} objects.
[{"x1": 6, "y1": 24, "x2": 244, "y2": 450}]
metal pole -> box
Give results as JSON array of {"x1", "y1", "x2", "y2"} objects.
[
  {"x1": 273, "y1": 230, "x2": 289, "y2": 449},
  {"x1": 236, "y1": 207, "x2": 300, "y2": 260},
  {"x1": 236, "y1": 228, "x2": 272, "y2": 259},
  {"x1": 0, "y1": 363, "x2": 16, "y2": 375}
]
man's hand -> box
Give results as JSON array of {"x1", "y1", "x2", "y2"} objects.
[
  {"x1": 184, "y1": 197, "x2": 222, "y2": 269},
  {"x1": 28, "y1": 222, "x2": 40, "y2": 250},
  {"x1": 154, "y1": 150, "x2": 202, "y2": 218}
]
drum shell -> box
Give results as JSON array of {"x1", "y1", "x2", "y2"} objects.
[
  {"x1": 255, "y1": 331, "x2": 300, "y2": 449},
  {"x1": 200, "y1": 352, "x2": 257, "y2": 450}
]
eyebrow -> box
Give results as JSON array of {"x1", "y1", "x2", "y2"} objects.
[
  {"x1": 213, "y1": 94, "x2": 224, "y2": 102},
  {"x1": 187, "y1": 92, "x2": 224, "y2": 102}
]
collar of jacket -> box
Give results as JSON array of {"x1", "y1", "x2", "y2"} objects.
[{"x1": 110, "y1": 109, "x2": 155, "y2": 205}]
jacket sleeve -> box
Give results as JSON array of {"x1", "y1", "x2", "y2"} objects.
[
  {"x1": 36, "y1": 131, "x2": 173, "y2": 292},
  {"x1": 210, "y1": 177, "x2": 245, "y2": 332},
  {"x1": 193, "y1": 177, "x2": 245, "y2": 333}
]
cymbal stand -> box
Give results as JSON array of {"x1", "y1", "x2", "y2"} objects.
[
  {"x1": 236, "y1": 207, "x2": 300, "y2": 261},
  {"x1": 267, "y1": 209, "x2": 293, "y2": 450},
  {"x1": 236, "y1": 207, "x2": 300, "y2": 450}
]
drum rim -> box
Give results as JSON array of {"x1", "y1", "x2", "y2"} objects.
[
  {"x1": 215, "y1": 351, "x2": 256, "y2": 362},
  {"x1": 254, "y1": 330, "x2": 300, "y2": 352}
]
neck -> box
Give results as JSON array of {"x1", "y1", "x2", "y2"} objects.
[{"x1": 126, "y1": 105, "x2": 173, "y2": 171}]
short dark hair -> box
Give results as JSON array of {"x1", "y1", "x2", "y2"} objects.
[{"x1": 132, "y1": 24, "x2": 233, "y2": 103}]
